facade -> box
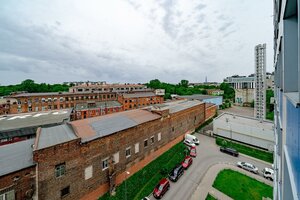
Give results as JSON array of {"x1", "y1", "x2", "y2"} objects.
[
  {"x1": 69, "y1": 83, "x2": 148, "y2": 93},
  {"x1": 273, "y1": 0, "x2": 300, "y2": 199},
  {"x1": 224, "y1": 75, "x2": 255, "y2": 106},
  {"x1": 179, "y1": 95, "x2": 223, "y2": 108},
  {"x1": 32, "y1": 100, "x2": 205, "y2": 200},
  {"x1": 118, "y1": 92, "x2": 164, "y2": 111},
  {"x1": 254, "y1": 44, "x2": 267, "y2": 120},
  {"x1": 213, "y1": 113, "x2": 274, "y2": 151},
  {"x1": 0, "y1": 139, "x2": 36, "y2": 200},
  {"x1": 205, "y1": 103, "x2": 217, "y2": 121},
  {"x1": 266, "y1": 72, "x2": 275, "y2": 90},
  {"x1": 206, "y1": 89, "x2": 224, "y2": 96},
  {"x1": 0, "y1": 109, "x2": 72, "y2": 146}
]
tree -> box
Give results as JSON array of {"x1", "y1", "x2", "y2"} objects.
[
  {"x1": 220, "y1": 82, "x2": 235, "y2": 100},
  {"x1": 179, "y1": 80, "x2": 189, "y2": 88}
]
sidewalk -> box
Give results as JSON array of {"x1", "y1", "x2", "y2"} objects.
[{"x1": 190, "y1": 163, "x2": 273, "y2": 200}]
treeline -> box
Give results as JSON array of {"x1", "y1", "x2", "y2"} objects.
[
  {"x1": 146, "y1": 79, "x2": 234, "y2": 100},
  {"x1": 0, "y1": 79, "x2": 69, "y2": 97}
]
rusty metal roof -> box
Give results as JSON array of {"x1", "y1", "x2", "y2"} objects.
[{"x1": 71, "y1": 109, "x2": 161, "y2": 143}]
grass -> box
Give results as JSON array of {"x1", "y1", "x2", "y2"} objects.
[
  {"x1": 205, "y1": 194, "x2": 217, "y2": 200},
  {"x1": 99, "y1": 142, "x2": 187, "y2": 200},
  {"x1": 216, "y1": 137, "x2": 273, "y2": 163},
  {"x1": 213, "y1": 169, "x2": 273, "y2": 200}
]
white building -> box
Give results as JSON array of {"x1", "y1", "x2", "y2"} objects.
[
  {"x1": 213, "y1": 113, "x2": 274, "y2": 151},
  {"x1": 273, "y1": 0, "x2": 300, "y2": 199},
  {"x1": 254, "y1": 44, "x2": 267, "y2": 120}
]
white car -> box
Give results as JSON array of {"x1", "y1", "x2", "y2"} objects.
[
  {"x1": 183, "y1": 139, "x2": 196, "y2": 147},
  {"x1": 262, "y1": 167, "x2": 274, "y2": 181},
  {"x1": 237, "y1": 161, "x2": 259, "y2": 174},
  {"x1": 185, "y1": 134, "x2": 200, "y2": 145}
]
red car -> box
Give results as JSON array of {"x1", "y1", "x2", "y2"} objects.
[
  {"x1": 190, "y1": 146, "x2": 197, "y2": 157},
  {"x1": 182, "y1": 156, "x2": 193, "y2": 169},
  {"x1": 153, "y1": 178, "x2": 170, "y2": 199}
]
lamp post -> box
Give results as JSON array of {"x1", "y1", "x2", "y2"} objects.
[{"x1": 124, "y1": 171, "x2": 130, "y2": 200}]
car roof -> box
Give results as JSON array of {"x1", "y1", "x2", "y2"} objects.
[
  {"x1": 159, "y1": 178, "x2": 168, "y2": 185},
  {"x1": 264, "y1": 167, "x2": 274, "y2": 173}
]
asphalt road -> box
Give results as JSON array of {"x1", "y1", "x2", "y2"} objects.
[{"x1": 148, "y1": 133, "x2": 273, "y2": 200}]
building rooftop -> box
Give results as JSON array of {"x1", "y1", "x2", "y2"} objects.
[
  {"x1": 215, "y1": 112, "x2": 273, "y2": 130},
  {"x1": 0, "y1": 139, "x2": 35, "y2": 176},
  {"x1": 179, "y1": 94, "x2": 221, "y2": 100},
  {"x1": 71, "y1": 109, "x2": 161, "y2": 143},
  {"x1": 71, "y1": 84, "x2": 146, "y2": 88},
  {"x1": 151, "y1": 100, "x2": 203, "y2": 114},
  {"x1": 10, "y1": 91, "x2": 115, "y2": 97},
  {"x1": 36, "y1": 124, "x2": 77, "y2": 150},
  {"x1": 75, "y1": 101, "x2": 122, "y2": 110},
  {"x1": 122, "y1": 92, "x2": 156, "y2": 98},
  {"x1": 0, "y1": 109, "x2": 72, "y2": 133}
]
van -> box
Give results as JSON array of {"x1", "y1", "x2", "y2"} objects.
[{"x1": 185, "y1": 134, "x2": 199, "y2": 145}]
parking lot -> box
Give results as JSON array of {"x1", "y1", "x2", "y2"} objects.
[{"x1": 148, "y1": 133, "x2": 273, "y2": 200}]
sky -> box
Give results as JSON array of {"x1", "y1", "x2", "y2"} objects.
[{"x1": 0, "y1": 0, "x2": 273, "y2": 85}]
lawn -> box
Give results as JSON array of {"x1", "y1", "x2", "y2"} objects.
[
  {"x1": 205, "y1": 194, "x2": 217, "y2": 200},
  {"x1": 213, "y1": 169, "x2": 273, "y2": 200},
  {"x1": 99, "y1": 142, "x2": 187, "y2": 200},
  {"x1": 216, "y1": 137, "x2": 273, "y2": 163}
]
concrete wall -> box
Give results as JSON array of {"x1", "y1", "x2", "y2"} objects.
[{"x1": 235, "y1": 88, "x2": 254, "y2": 105}]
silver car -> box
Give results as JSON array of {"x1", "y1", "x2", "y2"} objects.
[{"x1": 237, "y1": 161, "x2": 259, "y2": 174}]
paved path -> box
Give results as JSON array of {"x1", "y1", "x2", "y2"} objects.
[
  {"x1": 147, "y1": 133, "x2": 273, "y2": 200},
  {"x1": 219, "y1": 106, "x2": 254, "y2": 117},
  {"x1": 191, "y1": 163, "x2": 273, "y2": 200}
]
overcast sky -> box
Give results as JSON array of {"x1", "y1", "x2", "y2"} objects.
[{"x1": 0, "y1": 0, "x2": 273, "y2": 85}]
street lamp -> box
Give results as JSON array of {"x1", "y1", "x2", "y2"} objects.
[{"x1": 124, "y1": 171, "x2": 130, "y2": 200}]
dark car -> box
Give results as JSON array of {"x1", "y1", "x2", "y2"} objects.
[
  {"x1": 220, "y1": 147, "x2": 239, "y2": 157},
  {"x1": 153, "y1": 178, "x2": 170, "y2": 199},
  {"x1": 168, "y1": 165, "x2": 184, "y2": 182}
]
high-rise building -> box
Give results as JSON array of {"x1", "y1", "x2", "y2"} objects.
[
  {"x1": 273, "y1": 0, "x2": 299, "y2": 199},
  {"x1": 254, "y1": 44, "x2": 266, "y2": 120}
]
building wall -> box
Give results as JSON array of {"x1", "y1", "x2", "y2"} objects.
[
  {"x1": 205, "y1": 104, "x2": 217, "y2": 121},
  {"x1": 33, "y1": 104, "x2": 205, "y2": 200},
  {"x1": 235, "y1": 88, "x2": 255, "y2": 106},
  {"x1": 74, "y1": 106, "x2": 123, "y2": 120},
  {"x1": 119, "y1": 96, "x2": 164, "y2": 111},
  {"x1": 0, "y1": 166, "x2": 36, "y2": 200},
  {"x1": 201, "y1": 97, "x2": 222, "y2": 107}
]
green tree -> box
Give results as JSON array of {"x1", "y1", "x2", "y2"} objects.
[{"x1": 179, "y1": 80, "x2": 189, "y2": 88}]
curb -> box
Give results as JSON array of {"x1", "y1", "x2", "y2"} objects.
[{"x1": 239, "y1": 153, "x2": 273, "y2": 166}]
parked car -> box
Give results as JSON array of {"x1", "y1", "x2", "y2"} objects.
[
  {"x1": 153, "y1": 178, "x2": 170, "y2": 199},
  {"x1": 190, "y1": 146, "x2": 197, "y2": 157},
  {"x1": 185, "y1": 134, "x2": 200, "y2": 145},
  {"x1": 220, "y1": 146, "x2": 239, "y2": 157},
  {"x1": 168, "y1": 165, "x2": 184, "y2": 182},
  {"x1": 237, "y1": 161, "x2": 259, "y2": 174},
  {"x1": 183, "y1": 139, "x2": 196, "y2": 147},
  {"x1": 182, "y1": 156, "x2": 193, "y2": 169},
  {"x1": 262, "y1": 167, "x2": 274, "y2": 181}
]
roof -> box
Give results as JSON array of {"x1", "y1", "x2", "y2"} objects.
[
  {"x1": 75, "y1": 101, "x2": 122, "y2": 110},
  {"x1": 0, "y1": 109, "x2": 72, "y2": 133},
  {"x1": 71, "y1": 84, "x2": 146, "y2": 88},
  {"x1": 10, "y1": 91, "x2": 113, "y2": 97},
  {"x1": 179, "y1": 95, "x2": 221, "y2": 100},
  {"x1": 214, "y1": 112, "x2": 273, "y2": 129},
  {"x1": 36, "y1": 124, "x2": 77, "y2": 150},
  {"x1": 71, "y1": 109, "x2": 161, "y2": 143},
  {"x1": 151, "y1": 100, "x2": 203, "y2": 114},
  {"x1": 123, "y1": 92, "x2": 156, "y2": 98},
  {"x1": 205, "y1": 103, "x2": 216, "y2": 108},
  {"x1": 0, "y1": 139, "x2": 35, "y2": 176}
]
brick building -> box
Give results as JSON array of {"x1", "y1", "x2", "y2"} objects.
[
  {"x1": 32, "y1": 100, "x2": 205, "y2": 200},
  {"x1": 0, "y1": 139, "x2": 36, "y2": 200},
  {"x1": 205, "y1": 103, "x2": 217, "y2": 121},
  {"x1": 118, "y1": 92, "x2": 164, "y2": 111},
  {"x1": 69, "y1": 83, "x2": 149, "y2": 93}
]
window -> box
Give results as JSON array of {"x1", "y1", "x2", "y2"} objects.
[
  {"x1": 158, "y1": 133, "x2": 161, "y2": 141},
  {"x1": 60, "y1": 186, "x2": 70, "y2": 197},
  {"x1": 135, "y1": 143, "x2": 139, "y2": 154},
  {"x1": 35, "y1": 107, "x2": 39, "y2": 112},
  {"x1": 172, "y1": 127, "x2": 175, "y2": 132},
  {"x1": 113, "y1": 152, "x2": 119, "y2": 164},
  {"x1": 102, "y1": 158, "x2": 109, "y2": 170},
  {"x1": 144, "y1": 139, "x2": 148, "y2": 148},
  {"x1": 85, "y1": 166, "x2": 93, "y2": 180},
  {"x1": 125, "y1": 147, "x2": 131, "y2": 158},
  {"x1": 0, "y1": 190, "x2": 15, "y2": 200},
  {"x1": 55, "y1": 163, "x2": 66, "y2": 178},
  {"x1": 151, "y1": 136, "x2": 154, "y2": 144}
]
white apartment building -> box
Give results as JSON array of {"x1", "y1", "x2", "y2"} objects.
[{"x1": 254, "y1": 44, "x2": 267, "y2": 120}]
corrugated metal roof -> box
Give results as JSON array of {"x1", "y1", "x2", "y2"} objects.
[
  {"x1": 0, "y1": 109, "x2": 72, "y2": 132},
  {"x1": 71, "y1": 109, "x2": 161, "y2": 143},
  {"x1": 152, "y1": 100, "x2": 203, "y2": 114},
  {"x1": 37, "y1": 124, "x2": 77, "y2": 150},
  {"x1": 180, "y1": 95, "x2": 220, "y2": 100},
  {"x1": 0, "y1": 139, "x2": 35, "y2": 176},
  {"x1": 123, "y1": 92, "x2": 156, "y2": 98}
]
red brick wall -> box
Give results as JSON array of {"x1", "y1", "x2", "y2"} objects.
[
  {"x1": 0, "y1": 166, "x2": 36, "y2": 200},
  {"x1": 205, "y1": 104, "x2": 217, "y2": 121}
]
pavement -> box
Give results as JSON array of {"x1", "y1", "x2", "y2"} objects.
[
  {"x1": 219, "y1": 106, "x2": 254, "y2": 117},
  {"x1": 147, "y1": 133, "x2": 273, "y2": 200}
]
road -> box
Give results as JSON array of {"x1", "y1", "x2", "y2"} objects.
[{"x1": 148, "y1": 133, "x2": 273, "y2": 200}]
